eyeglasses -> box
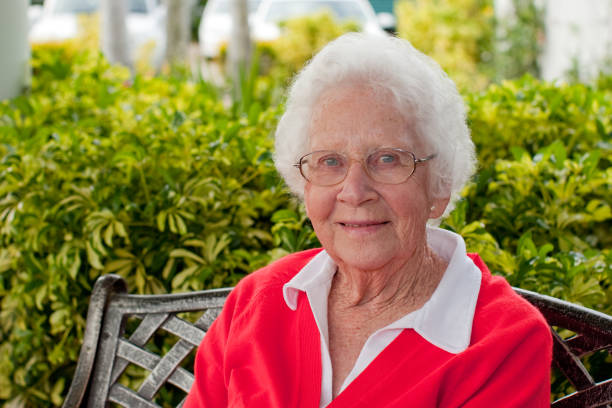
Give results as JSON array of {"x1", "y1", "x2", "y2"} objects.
[{"x1": 294, "y1": 148, "x2": 437, "y2": 186}]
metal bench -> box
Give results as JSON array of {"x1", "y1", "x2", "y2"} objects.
[{"x1": 62, "y1": 274, "x2": 612, "y2": 408}]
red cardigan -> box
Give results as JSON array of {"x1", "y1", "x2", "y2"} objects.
[{"x1": 184, "y1": 249, "x2": 552, "y2": 407}]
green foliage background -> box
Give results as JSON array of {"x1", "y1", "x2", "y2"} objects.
[
  {"x1": 395, "y1": 0, "x2": 495, "y2": 91},
  {"x1": 257, "y1": 11, "x2": 361, "y2": 77},
  {"x1": 0, "y1": 14, "x2": 611, "y2": 407},
  {"x1": 0, "y1": 46, "x2": 316, "y2": 407},
  {"x1": 395, "y1": 0, "x2": 545, "y2": 91}
]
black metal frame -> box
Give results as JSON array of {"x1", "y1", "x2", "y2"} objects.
[
  {"x1": 61, "y1": 275, "x2": 612, "y2": 407},
  {"x1": 62, "y1": 274, "x2": 231, "y2": 408},
  {"x1": 514, "y1": 288, "x2": 612, "y2": 407}
]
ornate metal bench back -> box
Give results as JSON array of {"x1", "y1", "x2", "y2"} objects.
[
  {"x1": 514, "y1": 288, "x2": 612, "y2": 407},
  {"x1": 62, "y1": 274, "x2": 230, "y2": 408},
  {"x1": 63, "y1": 275, "x2": 612, "y2": 408}
]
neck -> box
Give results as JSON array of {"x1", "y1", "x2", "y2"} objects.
[{"x1": 330, "y1": 244, "x2": 447, "y2": 314}]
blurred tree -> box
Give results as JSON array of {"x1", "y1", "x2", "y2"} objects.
[
  {"x1": 493, "y1": 0, "x2": 544, "y2": 81},
  {"x1": 0, "y1": 0, "x2": 30, "y2": 100},
  {"x1": 166, "y1": 0, "x2": 195, "y2": 65},
  {"x1": 100, "y1": 0, "x2": 129, "y2": 66},
  {"x1": 228, "y1": 0, "x2": 252, "y2": 100}
]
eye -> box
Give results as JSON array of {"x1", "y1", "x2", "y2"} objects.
[
  {"x1": 371, "y1": 151, "x2": 401, "y2": 167},
  {"x1": 380, "y1": 154, "x2": 396, "y2": 163},
  {"x1": 324, "y1": 157, "x2": 340, "y2": 166},
  {"x1": 318, "y1": 154, "x2": 344, "y2": 168}
]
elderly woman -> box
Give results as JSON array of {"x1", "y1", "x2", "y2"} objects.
[{"x1": 185, "y1": 33, "x2": 552, "y2": 407}]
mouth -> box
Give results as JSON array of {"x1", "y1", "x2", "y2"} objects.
[{"x1": 338, "y1": 221, "x2": 390, "y2": 228}]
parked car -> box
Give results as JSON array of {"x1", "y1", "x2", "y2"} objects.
[
  {"x1": 29, "y1": 0, "x2": 166, "y2": 67},
  {"x1": 198, "y1": 0, "x2": 263, "y2": 59},
  {"x1": 251, "y1": 0, "x2": 387, "y2": 42}
]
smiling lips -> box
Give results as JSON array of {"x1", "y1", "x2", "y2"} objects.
[{"x1": 338, "y1": 221, "x2": 389, "y2": 228}]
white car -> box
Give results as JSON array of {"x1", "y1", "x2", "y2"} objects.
[
  {"x1": 251, "y1": 0, "x2": 387, "y2": 43},
  {"x1": 198, "y1": 0, "x2": 263, "y2": 59},
  {"x1": 29, "y1": 0, "x2": 166, "y2": 67}
]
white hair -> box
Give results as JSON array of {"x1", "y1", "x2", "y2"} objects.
[{"x1": 274, "y1": 33, "x2": 476, "y2": 218}]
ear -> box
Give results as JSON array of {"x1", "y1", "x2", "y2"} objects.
[{"x1": 429, "y1": 195, "x2": 450, "y2": 219}]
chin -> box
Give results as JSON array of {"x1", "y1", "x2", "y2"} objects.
[{"x1": 329, "y1": 243, "x2": 399, "y2": 272}]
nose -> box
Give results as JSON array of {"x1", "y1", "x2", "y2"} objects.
[{"x1": 336, "y1": 162, "x2": 378, "y2": 205}]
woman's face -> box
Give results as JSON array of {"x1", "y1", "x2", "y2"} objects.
[{"x1": 304, "y1": 85, "x2": 448, "y2": 272}]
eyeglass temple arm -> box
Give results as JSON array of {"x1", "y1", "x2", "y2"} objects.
[{"x1": 415, "y1": 153, "x2": 437, "y2": 163}]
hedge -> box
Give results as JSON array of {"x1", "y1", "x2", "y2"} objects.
[
  {"x1": 0, "y1": 46, "x2": 309, "y2": 406},
  {"x1": 0, "y1": 46, "x2": 610, "y2": 406}
]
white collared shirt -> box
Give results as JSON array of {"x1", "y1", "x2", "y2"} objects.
[{"x1": 282, "y1": 226, "x2": 482, "y2": 407}]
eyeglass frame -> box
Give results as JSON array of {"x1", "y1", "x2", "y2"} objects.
[{"x1": 293, "y1": 148, "x2": 437, "y2": 186}]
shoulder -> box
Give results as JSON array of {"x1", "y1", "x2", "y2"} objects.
[
  {"x1": 208, "y1": 248, "x2": 323, "y2": 337},
  {"x1": 468, "y1": 254, "x2": 551, "y2": 345},
  {"x1": 227, "y1": 248, "x2": 323, "y2": 306}
]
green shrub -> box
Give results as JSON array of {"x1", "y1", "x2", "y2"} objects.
[
  {"x1": 443, "y1": 142, "x2": 611, "y2": 311},
  {"x1": 395, "y1": 0, "x2": 495, "y2": 91},
  {"x1": 467, "y1": 75, "x2": 612, "y2": 169},
  {"x1": 0, "y1": 47, "x2": 305, "y2": 407},
  {"x1": 259, "y1": 11, "x2": 360, "y2": 78},
  {"x1": 458, "y1": 75, "x2": 611, "y2": 312}
]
